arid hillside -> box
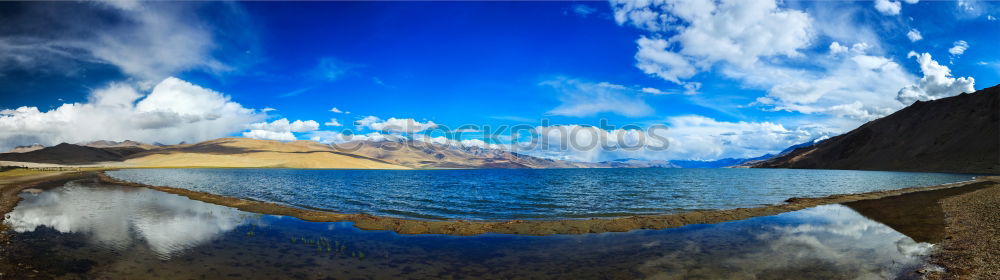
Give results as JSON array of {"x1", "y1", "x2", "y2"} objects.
[
  {"x1": 0, "y1": 143, "x2": 133, "y2": 164},
  {"x1": 0, "y1": 137, "x2": 678, "y2": 170},
  {"x1": 336, "y1": 140, "x2": 638, "y2": 169},
  {"x1": 752, "y1": 86, "x2": 1000, "y2": 174},
  {"x1": 123, "y1": 138, "x2": 409, "y2": 169}
]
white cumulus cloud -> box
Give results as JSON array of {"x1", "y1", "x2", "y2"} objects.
[
  {"x1": 614, "y1": 0, "x2": 813, "y2": 74},
  {"x1": 948, "y1": 40, "x2": 969, "y2": 55},
  {"x1": 906, "y1": 29, "x2": 922, "y2": 42},
  {"x1": 242, "y1": 118, "x2": 320, "y2": 141},
  {"x1": 353, "y1": 116, "x2": 438, "y2": 133},
  {"x1": 241, "y1": 130, "x2": 296, "y2": 142},
  {"x1": 324, "y1": 118, "x2": 342, "y2": 127},
  {"x1": 829, "y1": 42, "x2": 849, "y2": 54},
  {"x1": 750, "y1": 43, "x2": 914, "y2": 121},
  {"x1": 611, "y1": 0, "x2": 917, "y2": 125},
  {"x1": 896, "y1": 52, "x2": 975, "y2": 104},
  {"x1": 635, "y1": 37, "x2": 698, "y2": 84},
  {"x1": 874, "y1": 0, "x2": 902, "y2": 15},
  {"x1": 0, "y1": 77, "x2": 262, "y2": 150}
]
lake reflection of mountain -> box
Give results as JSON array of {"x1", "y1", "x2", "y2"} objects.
[{"x1": 3, "y1": 180, "x2": 936, "y2": 279}]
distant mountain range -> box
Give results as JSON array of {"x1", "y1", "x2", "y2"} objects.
[
  {"x1": 664, "y1": 139, "x2": 823, "y2": 168},
  {"x1": 0, "y1": 137, "x2": 820, "y2": 169},
  {"x1": 671, "y1": 154, "x2": 775, "y2": 168},
  {"x1": 79, "y1": 140, "x2": 159, "y2": 150},
  {"x1": 0, "y1": 138, "x2": 686, "y2": 169},
  {"x1": 334, "y1": 140, "x2": 591, "y2": 169},
  {"x1": 752, "y1": 85, "x2": 999, "y2": 174},
  {"x1": 596, "y1": 158, "x2": 679, "y2": 168}
]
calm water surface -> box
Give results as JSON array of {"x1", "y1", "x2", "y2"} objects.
[
  {"x1": 3, "y1": 180, "x2": 935, "y2": 279},
  {"x1": 106, "y1": 168, "x2": 974, "y2": 220}
]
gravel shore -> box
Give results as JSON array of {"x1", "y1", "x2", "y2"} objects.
[{"x1": 929, "y1": 182, "x2": 1000, "y2": 279}]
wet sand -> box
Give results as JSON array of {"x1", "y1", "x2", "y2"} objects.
[
  {"x1": 95, "y1": 171, "x2": 999, "y2": 236},
  {"x1": 843, "y1": 181, "x2": 995, "y2": 243},
  {"x1": 927, "y1": 181, "x2": 1000, "y2": 279}
]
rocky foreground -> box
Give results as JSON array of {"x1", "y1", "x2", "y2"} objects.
[{"x1": 929, "y1": 181, "x2": 1000, "y2": 279}]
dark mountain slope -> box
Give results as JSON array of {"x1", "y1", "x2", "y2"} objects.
[
  {"x1": 0, "y1": 143, "x2": 127, "y2": 164},
  {"x1": 752, "y1": 86, "x2": 999, "y2": 174}
]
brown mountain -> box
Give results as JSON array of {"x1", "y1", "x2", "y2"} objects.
[
  {"x1": 0, "y1": 143, "x2": 129, "y2": 164},
  {"x1": 80, "y1": 140, "x2": 158, "y2": 150},
  {"x1": 334, "y1": 140, "x2": 612, "y2": 169},
  {"x1": 79, "y1": 140, "x2": 160, "y2": 158},
  {"x1": 0, "y1": 138, "x2": 677, "y2": 169},
  {"x1": 752, "y1": 85, "x2": 1000, "y2": 174},
  {"x1": 6, "y1": 144, "x2": 44, "y2": 153},
  {"x1": 122, "y1": 138, "x2": 408, "y2": 169}
]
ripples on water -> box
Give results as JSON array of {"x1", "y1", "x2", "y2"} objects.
[
  {"x1": 107, "y1": 168, "x2": 973, "y2": 220},
  {"x1": 4, "y1": 180, "x2": 935, "y2": 279}
]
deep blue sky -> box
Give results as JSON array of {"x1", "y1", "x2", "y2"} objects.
[
  {"x1": 0, "y1": 1, "x2": 997, "y2": 161},
  {"x1": 202, "y1": 2, "x2": 723, "y2": 127}
]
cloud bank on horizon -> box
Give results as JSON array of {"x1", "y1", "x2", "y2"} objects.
[{"x1": 0, "y1": 0, "x2": 995, "y2": 161}]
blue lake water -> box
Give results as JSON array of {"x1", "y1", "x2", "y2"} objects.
[
  {"x1": 106, "y1": 168, "x2": 975, "y2": 220},
  {"x1": 3, "y1": 180, "x2": 936, "y2": 279}
]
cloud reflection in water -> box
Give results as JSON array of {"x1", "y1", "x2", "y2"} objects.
[
  {"x1": 5, "y1": 180, "x2": 253, "y2": 259},
  {"x1": 636, "y1": 205, "x2": 933, "y2": 279}
]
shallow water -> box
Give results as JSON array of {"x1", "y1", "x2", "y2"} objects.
[
  {"x1": 4, "y1": 180, "x2": 935, "y2": 279},
  {"x1": 107, "y1": 168, "x2": 973, "y2": 220}
]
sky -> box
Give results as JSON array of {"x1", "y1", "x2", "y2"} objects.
[{"x1": 0, "y1": 0, "x2": 997, "y2": 162}]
